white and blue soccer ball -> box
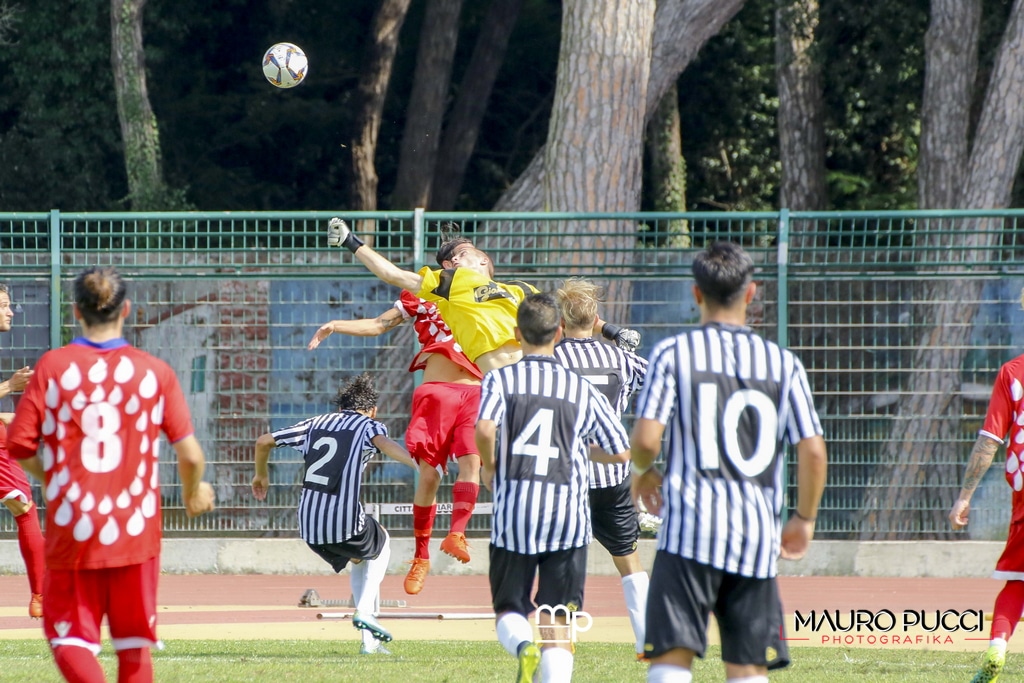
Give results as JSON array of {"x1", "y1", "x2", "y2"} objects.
[{"x1": 262, "y1": 42, "x2": 308, "y2": 89}]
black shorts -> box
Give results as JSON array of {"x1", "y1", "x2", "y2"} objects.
[
  {"x1": 589, "y1": 477, "x2": 640, "y2": 557},
  {"x1": 489, "y1": 544, "x2": 588, "y2": 617},
  {"x1": 306, "y1": 517, "x2": 389, "y2": 573},
  {"x1": 644, "y1": 552, "x2": 790, "y2": 670}
]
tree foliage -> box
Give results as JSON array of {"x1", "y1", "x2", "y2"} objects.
[{"x1": 0, "y1": 0, "x2": 1021, "y2": 213}]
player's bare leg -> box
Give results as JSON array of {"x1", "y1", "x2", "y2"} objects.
[
  {"x1": 406, "y1": 462, "x2": 441, "y2": 595},
  {"x1": 3, "y1": 498, "x2": 44, "y2": 618},
  {"x1": 441, "y1": 453, "x2": 480, "y2": 564}
]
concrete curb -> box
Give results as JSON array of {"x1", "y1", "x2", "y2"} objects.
[{"x1": 0, "y1": 539, "x2": 1005, "y2": 577}]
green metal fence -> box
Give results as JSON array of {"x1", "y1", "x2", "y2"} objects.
[{"x1": 1, "y1": 209, "x2": 1021, "y2": 541}]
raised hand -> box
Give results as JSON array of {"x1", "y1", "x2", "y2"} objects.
[
  {"x1": 327, "y1": 217, "x2": 351, "y2": 247},
  {"x1": 308, "y1": 322, "x2": 335, "y2": 350},
  {"x1": 615, "y1": 328, "x2": 641, "y2": 353}
]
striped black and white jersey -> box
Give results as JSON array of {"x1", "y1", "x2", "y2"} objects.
[
  {"x1": 554, "y1": 337, "x2": 648, "y2": 488},
  {"x1": 479, "y1": 354, "x2": 631, "y2": 554},
  {"x1": 271, "y1": 410, "x2": 387, "y2": 545},
  {"x1": 635, "y1": 322, "x2": 822, "y2": 579}
]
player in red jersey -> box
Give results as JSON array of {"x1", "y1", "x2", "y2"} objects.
[
  {"x1": 0, "y1": 283, "x2": 45, "y2": 618},
  {"x1": 7, "y1": 266, "x2": 216, "y2": 683},
  {"x1": 950, "y1": 303, "x2": 1024, "y2": 683},
  {"x1": 308, "y1": 290, "x2": 484, "y2": 595}
]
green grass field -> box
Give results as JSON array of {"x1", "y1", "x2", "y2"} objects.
[{"x1": 0, "y1": 639, "x2": 1003, "y2": 682}]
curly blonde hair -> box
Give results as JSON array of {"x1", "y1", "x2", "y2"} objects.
[{"x1": 555, "y1": 278, "x2": 601, "y2": 331}]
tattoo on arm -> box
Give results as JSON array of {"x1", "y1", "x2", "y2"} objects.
[
  {"x1": 378, "y1": 310, "x2": 405, "y2": 333},
  {"x1": 962, "y1": 437, "x2": 1000, "y2": 495}
]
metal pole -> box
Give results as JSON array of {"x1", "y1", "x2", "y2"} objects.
[
  {"x1": 776, "y1": 209, "x2": 790, "y2": 349},
  {"x1": 49, "y1": 209, "x2": 61, "y2": 350}
]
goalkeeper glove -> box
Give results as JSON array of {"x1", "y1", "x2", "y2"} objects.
[
  {"x1": 602, "y1": 323, "x2": 641, "y2": 353},
  {"x1": 327, "y1": 217, "x2": 364, "y2": 253}
]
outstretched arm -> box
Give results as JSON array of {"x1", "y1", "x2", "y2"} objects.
[
  {"x1": 372, "y1": 434, "x2": 417, "y2": 470},
  {"x1": 330, "y1": 218, "x2": 425, "y2": 292},
  {"x1": 595, "y1": 319, "x2": 641, "y2": 353},
  {"x1": 0, "y1": 366, "x2": 32, "y2": 399},
  {"x1": 308, "y1": 307, "x2": 406, "y2": 349},
  {"x1": 949, "y1": 435, "x2": 1001, "y2": 530}
]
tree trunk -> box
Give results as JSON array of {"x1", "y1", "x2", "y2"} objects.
[
  {"x1": 776, "y1": 0, "x2": 827, "y2": 212},
  {"x1": 390, "y1": 0, "x2": 464, "y2": 210},
  {"x1": 539, "y1": 0, "x2": 655, "y2": 322},
  {"x1": 917, "y1": 0, "x2": 981, "y2": 210},
  {"x1": 862, "y1": 0, "x2": 1024, "y2": 539},
  {"x1": 543, "y1": 0, "x2": 654, "y2": 214},
  {"x1": 645, "y1": 83, "x2": 689, "y2": 246},
  {"x1": 350, "y1": 0, "x2": 413, "y2": 219},
  {"x1": 495, "y1": 0, "x2": 745, "y2": 211},
  {"x1": 110, "y1": 0, "x2": 170, "y2": 211},
  {"x1": 430, "y1": 0, "x2": 525, "y2": 211}
]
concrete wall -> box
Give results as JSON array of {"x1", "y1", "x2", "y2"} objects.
[{"x1": 0, "y1": 539, "x2": 1005, "y2": 579}]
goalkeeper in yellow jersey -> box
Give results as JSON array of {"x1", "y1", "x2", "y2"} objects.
[{"x1": 327, "y1": 218, "x2": 640, "y2": 373}]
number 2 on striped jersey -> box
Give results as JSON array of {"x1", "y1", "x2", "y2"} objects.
[
  {"x1": 511, "y1": 408, "x2": 561, "y2": 476},
  {"x1": 304, "y1": 436, "x2": 338, "y2": 486}
]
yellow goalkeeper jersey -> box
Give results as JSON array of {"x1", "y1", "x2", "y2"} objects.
[{"x1": 417, "y1": 266, "x2": 537, "y2": 362}]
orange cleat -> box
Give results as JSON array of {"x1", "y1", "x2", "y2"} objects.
[
  {"x1": 440, "y1": 532, "x2": 471, "y2": 564},
  {"x1": 404, "y1": 558, "x2": 430, "y2": 595},
  {"x1": 29, "y1": 593, "x2": 43, "y2": 619}
]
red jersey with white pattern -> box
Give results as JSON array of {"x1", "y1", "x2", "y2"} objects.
[
  {"x1": 7, "y1": 338, "x2": 195, "y2": 570},
  {"x1": 395, "y1": 290, "x2": 482, "y2": 379},
  {"x1": 980, "y1": 352, "x2": 1024, "y2": 523}
]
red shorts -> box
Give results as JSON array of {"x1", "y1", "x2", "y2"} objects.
[
  {"x1": 405, "y1": 382, "x2": 480, "y2": 472},
  {"x1": 995, "y1": 518, "x2": 1024, "y2": 579},
  {"x1": 44, "y1": 555, "x2": 162, "y2": 653},
  {"x1": 0, "y1": 447, "x2": 33, "y2": 505}
]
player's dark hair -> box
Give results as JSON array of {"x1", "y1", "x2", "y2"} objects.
[
  {"x1": 517, "y1": 292, "x2": 562, "y2": 346},
  {"x1": 435, "y1": 221, "x2": 473, "y2": 267},
  {"x1": 692, "y1": 242, "x2": 754, "y2": 307},
  {"x1": 73, "y1": 267, "x2": 127, "y2": 326},
  {"x1": 0, "y1": 283, "x2": 8, "y2": 296},
  {"x1": 332, "y1": 372, "x2": 379, "y2": 412}
]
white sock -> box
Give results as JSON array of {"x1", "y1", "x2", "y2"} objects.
[
  {"x1": 355, "y1": 532, "x2": 391, "y2": 615},
  {"x1": 725, "y1": 677, "x2": 768, "y2": 683},
  {"x1": 361, "y1": 629, "x2": 377, "y2": 648},
  {"x1": 621, "y1": 571, "x2": 649, "y2": 655},
  {"x1": 647, "y1": 664, "x2": 692, "y2": 682},
  {"x1": 540, "y1": 647, "x2": 573, "y2": 682},
  {"x1": 992, "y1": 637, "x2": 1008, "y2": 649},
  {"x1": 496, "y1": 612, "x2": 534, "y2": 657},
  {"x1": 350, "y1": 561, "x2": 366, "y2": 610}
]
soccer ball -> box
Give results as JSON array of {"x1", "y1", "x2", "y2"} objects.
[{"x1": 262, "y1": 42, "x2": 308, "y2": 89}]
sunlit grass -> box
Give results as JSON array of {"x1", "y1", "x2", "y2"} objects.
[{"x1": 0, "y1": 639, "x2": 993, "y2": 682}]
